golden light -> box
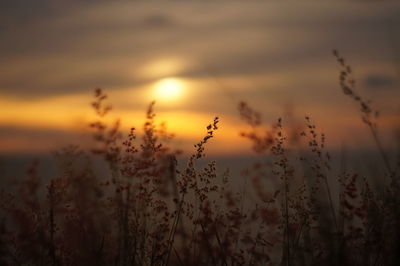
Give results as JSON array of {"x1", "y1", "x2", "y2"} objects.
[
  {"x1": 153, "y1": 77, "x2": 185, "y2": 101},
  {"x1": 139, "y1": 58, "x2": 186, "y2": 79}
]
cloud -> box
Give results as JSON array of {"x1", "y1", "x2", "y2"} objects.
[
  {"x1": 0, "y1": 125, "x2": 74, "y2": 138},
  {"x1": 142, "y1": 14, "x2": 176, "y2": 28},
  {"x1": 363, "y1": 74, "x2": 398, "y2": 90},
  {"x1": 0, "y1": 1, "x2": 399, "y2": 100}
]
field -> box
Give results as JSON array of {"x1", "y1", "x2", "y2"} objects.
[{"x1": 0, "y1": 50, "x2": 399, "y2": 266}]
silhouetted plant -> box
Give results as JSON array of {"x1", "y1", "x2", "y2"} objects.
[{"x1": 0, "y1": 53, "x2": 399, "y2": 265}]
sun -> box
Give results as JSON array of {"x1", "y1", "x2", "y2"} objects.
[{"x1": 153, "y1": 77, "x2": 184, "y2": 101}]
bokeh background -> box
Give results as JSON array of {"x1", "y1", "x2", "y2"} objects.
[{"x1": 0, "y1": 1, "x2": 399, "y2": 175}]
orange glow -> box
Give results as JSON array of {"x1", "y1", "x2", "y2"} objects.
[
  {"x1": 1, "y1": 88, "x2": 399, "y2": 155},
  {"x1": 138, "y1": 58, "x2": 187, "y2": 79},
  {"x1": 152, "y1": 77, "x2": 185, "y2": 102},
  {"x1": 0, "y1": 92, "x2": 246, "y2": 155}
]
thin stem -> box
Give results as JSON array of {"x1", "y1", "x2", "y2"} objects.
[
  {"x1": 368, "y1": 124, "x2": 393, "y2": 176},
  {"x1": 284, "y1": 178, "x2": 290, "y2": 266},
  {"x1": 323, "y1": 176, "x2": 338, "y2": 232}
]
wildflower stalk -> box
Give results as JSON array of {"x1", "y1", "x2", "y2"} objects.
[
  {"x1": 333, "y1": 50, "x2": 393, "y2": 176},
  {"x1": 165, "y1": 117, "x2": 219, "y2": 266},
  {"x1": 271, "y1": 118, "x2": 291, "y2": 266}
]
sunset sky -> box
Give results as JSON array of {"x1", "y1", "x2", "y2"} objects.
[{"x1": 0, "y1": 0, "x2": 399, "y2": 155}]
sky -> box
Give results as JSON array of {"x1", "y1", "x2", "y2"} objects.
[{"x1": 0, "y1": 0, "x2": 399, "y2": 156}]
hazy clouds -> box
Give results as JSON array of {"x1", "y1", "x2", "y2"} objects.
[{"x1": 0, "y1": 1, "x2": 399, "y2": 98}]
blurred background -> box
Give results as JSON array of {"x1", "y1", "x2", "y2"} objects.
[{"x1": 0, "y1": 0, "x2": 399, "y2": 178}]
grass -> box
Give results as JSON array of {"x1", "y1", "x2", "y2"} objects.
[{"x1": 0, "y1": 52, "x2": 399, "y2": 266}]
